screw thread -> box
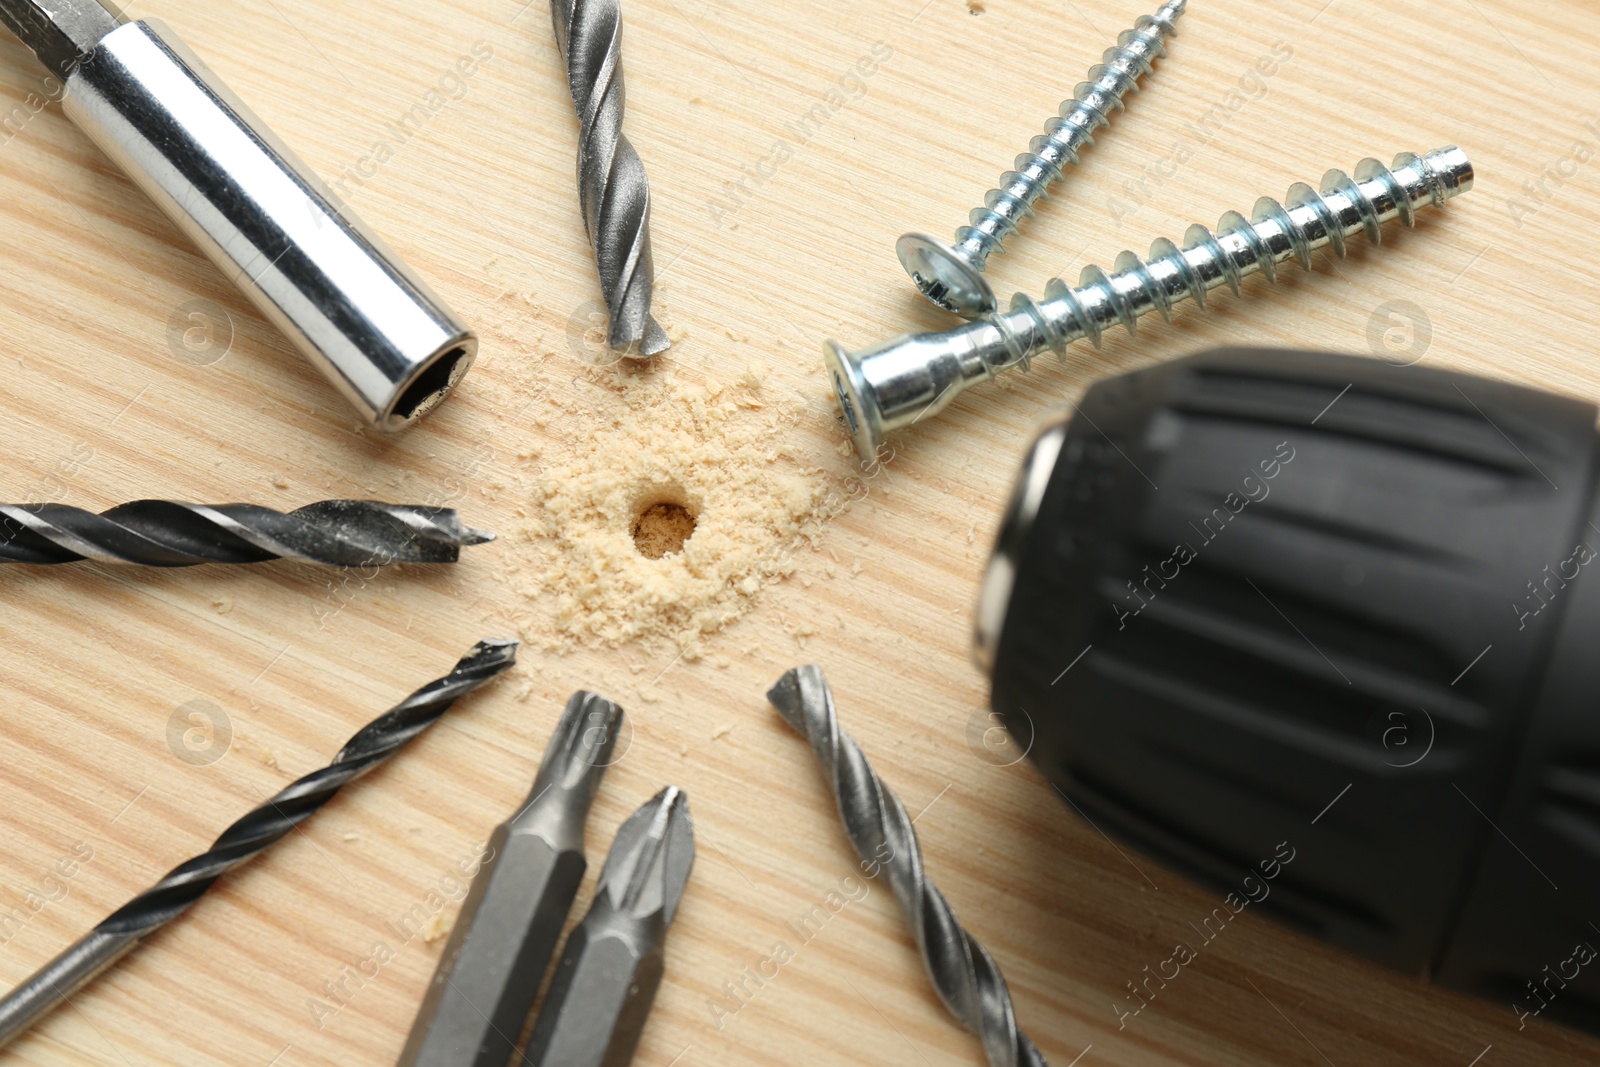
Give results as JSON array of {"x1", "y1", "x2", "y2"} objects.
[
  {"x1": 953, "y1": 0, "x2": 1184, "y2": 269},
  {"x1": 991, "y1": 147, "x2": 1471, "y2": 375},
  {"x1": 829, "y1": 146, "x2": 1474, "y2": 459}
]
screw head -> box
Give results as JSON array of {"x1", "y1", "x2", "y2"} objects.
[
  {"x1": 896, "y1": 232, "x2": 996, "y2": 318},
  {"x1": 823, "y1": 339, "x2": 883, "y2": 461}
]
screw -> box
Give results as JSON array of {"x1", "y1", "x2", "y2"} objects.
[
  {"x1": 897, "y1": 0, "x2": 1185, "y2": 320},
  {"x1": 829, "y1": 146, "x2": 1475, "y2": 460}
]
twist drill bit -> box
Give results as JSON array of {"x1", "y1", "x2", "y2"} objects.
[
  {"x1": 899, "y1": 0, "x2": 1186, "y2": 318},
  {"x1": 399, "y1": 691, "x2": 624, "y2": 1067},
  {"x1": 830, "y1": 146, "x2": 1475, "y2": 459},
  {"x1": 0, "y1": 500, "x2": 493, "y2": 566},
  {"x1": 525, "y1": 786, "x2": 695, "y2": 1067},
  {"x1": 769, "y1": 666, "x2": 1046, "y2": 1067},
  {"x1": 553, "y1": 0, "x2": 669, "y2": 358},
  {"x1": 0, "y1": 638, "x2": 519, "y2": 1051}
]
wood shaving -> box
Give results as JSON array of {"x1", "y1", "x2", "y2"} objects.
[
  {"x1": 516, "y1": 363, "x2": 845, "y2": 654},
  {"x1": 422, "y1": 911, "x2": 452, "y2": 943}
]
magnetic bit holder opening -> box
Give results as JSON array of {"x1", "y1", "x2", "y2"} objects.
[{"x1": 0, "y1": 0, "x2": 476, "y2": 430}]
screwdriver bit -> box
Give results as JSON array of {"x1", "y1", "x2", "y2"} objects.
[
  {"x1": 398, "y1": 691, "x2": 624, "y2": 1067},
  {"x1": 525, "y1": 786, "x2": 695, "y2": 1067},
  {"x1": 0, "y1": 500, "x2": 492, "y2": 566},
  {"x1": 0, "y1": 0, "x2": 120, "y2": 79},
  {"x1": 0, "y1": 638, "x2": 519, "y2": 1051},
  {"x1": 769, "y1": 666, "x2": 1047, "y2": 1067}
]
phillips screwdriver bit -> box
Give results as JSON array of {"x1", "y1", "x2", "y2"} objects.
[
  {"x1": 525, "y1": 786, "x2": 695, "y2": 1067},
  {"x1": 398, "y1": 691, "x2": 624, "y2": 1067},
  {"x1": 0, "y1": 0, "x2": 476, "y2": 429},
  {"x1": 0, "y1": 638, "x2": 519, "y2": 1051},
  {"x1": 0, "y1": 500, "x2": 492, "y2": 566}
]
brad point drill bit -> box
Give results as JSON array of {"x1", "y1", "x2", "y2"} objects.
[
  {"x1": 399, "y1": 692, "x2": 624, "y2": 1067},
  {"x1": 899, "y1": 0, "x2": 1186, "y2": 318},
  {"x1": 525, "y1": 787, "x2": 695, "y2": 1067},
  {"x1": 553, "y1": 0, "x2": 670, "y2": 358},
  {"x1": 0, "y1": 500, "x2": 493, "y2": 566},
  {"x1": 0, "y1": 638, "x2": 519, "y2": 1050},
  {"x1": 769, "y1": 666, "x2": 1047, "y2": 1067}
]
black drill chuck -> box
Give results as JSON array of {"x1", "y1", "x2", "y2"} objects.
[{"x1": 978, "y1": 347, "x2": 1600, "y2": 1035}]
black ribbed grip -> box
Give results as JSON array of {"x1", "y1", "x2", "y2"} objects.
[{"x1": 988, "y1": 348, "x2": 1600, "y2": 1033}]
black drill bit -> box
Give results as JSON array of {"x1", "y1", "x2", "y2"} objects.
[
  {"x1": 0, "y1": 500, "x2": 493, "y2": 566},
  {"x1": 0, "y1": 638, "x2": 519, "y2": 1050},
  {"x1": 770, "y1": 666, "x2": 1047, "y2": 1067},
  {"x1": 525, "y1": 786, "x2": 695, "y2": 1067},
  {"x1": 399, "y1": 691, "x2": 624, "y2": 1067}
]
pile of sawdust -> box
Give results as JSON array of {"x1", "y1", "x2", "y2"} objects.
[{"x1": 512, "y1": 359, "x2": 844, "y2": 655}]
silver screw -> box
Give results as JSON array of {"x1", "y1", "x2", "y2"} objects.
[
  {"x1": 830, "y1": 146, "x2": 1474, "y2": 460},
  {"x1": 898, "y1": 0, "x2": 1186, "y2": 319}
]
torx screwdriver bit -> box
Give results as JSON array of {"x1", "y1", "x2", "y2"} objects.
[
  {"x1": 0, "y1": 0, "x2": 477, "y2": 429},
  {"x1": 525, "y1": 786, "x2": 695, "y2": 1067},
  {"x1": 398, "y1": 692, "x2": 624, "y2": 1067},
  {"x1": 0, "y1": 500, "x2": 492, "y2": 566},
  {"x1": 0, "y1": 638, "x2": 519, "y2": 1051},
  {"x1": 770, "y1": 666, "x2": 1046, "y2": 1067}
]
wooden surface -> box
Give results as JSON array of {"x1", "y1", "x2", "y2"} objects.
[{"x1": 2, "y1": 0, "x2": 1598, "y2": 1064}]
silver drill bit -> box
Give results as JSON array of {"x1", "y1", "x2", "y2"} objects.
[
  {"x1": 769, "y1": 666, "x2": 1046, "y2": 1067},
  {"x1": 0, "y1": 0, "x2": 477, "y2": 430},
  {"x1": 831, "y1": 146, "x2": 1473, "y2": 459},
  {"x1": 398, "y1": 692, "x2": 624, "y2": 1067},
  {"x1": 525, "y1": 787, "x2": 695, "y2": 1067},
  {"x1": 0, "y1": 638, "x2": 519, "y2": 1051},
  {"x1": 899, "y1": 0, "x2": 1186, "y2": 318},
  {"x1": 0, "y1": 500, "x2": 493, "y2": 566},
  {"x1": 552, "y1": 0, "x2": 669, "y2": 358}
]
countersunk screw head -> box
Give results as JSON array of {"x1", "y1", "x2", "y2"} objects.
[
  {"x1": 823, "y1": 339, "x2": 883, "y2": 461},
  {"x1": 896, "y1": 232, "x2": 996, "y2": 318}
]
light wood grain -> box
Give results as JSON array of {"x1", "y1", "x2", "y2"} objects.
[{"x1": 1, "y1": 0, "x2": 1598, "y2": 1064}]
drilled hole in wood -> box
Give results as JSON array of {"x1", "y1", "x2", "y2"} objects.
[{"x1": 633, "y1": 500, "x2": 697, "y2": 559}]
